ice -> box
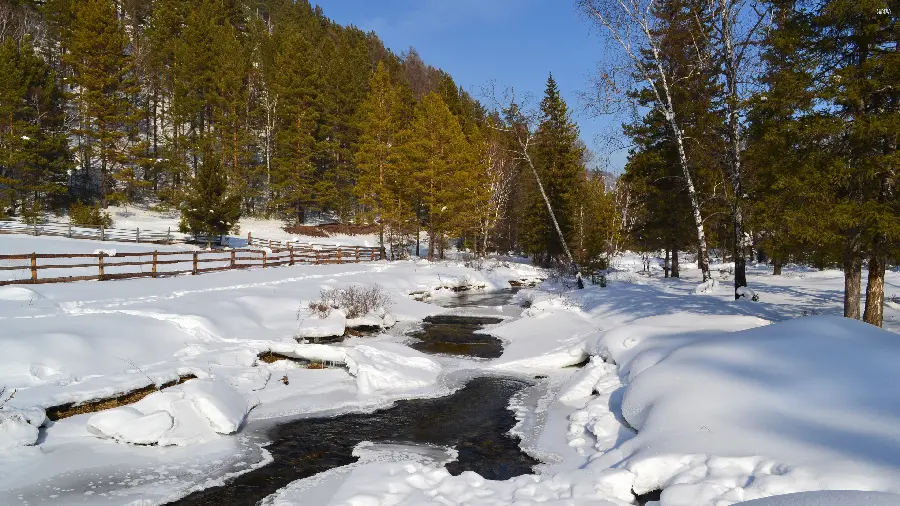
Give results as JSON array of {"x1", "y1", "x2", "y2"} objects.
[{"x1": 345, "y1": 343, "x2": 442, "y2": 394}]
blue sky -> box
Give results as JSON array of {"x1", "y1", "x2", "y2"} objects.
[{"x1": 314, "y1": 0, "x2": 628, "y2": 172}]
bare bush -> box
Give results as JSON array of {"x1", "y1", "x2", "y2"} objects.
[
  {"x1": 309, "y1": 285, "x2": 393, "y2": 319},
  {"x1": 0, "y1": 386, "x2": 15, "y2": 409}
]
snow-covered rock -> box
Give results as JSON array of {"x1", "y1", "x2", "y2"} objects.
[
  {"x1": 85, "y1": 379, "x2": 254, "y2": 446},
  {"x1": 0, "y1": 408, "x2": 43, "y2": 451},
  {"x1": 296, "y1": 310, "x2": 346, "y2": 339},
  {"x1": 345, "y1": 343, "x2": 441, "y2": 394}
]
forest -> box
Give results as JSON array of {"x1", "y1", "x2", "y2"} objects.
[
  {"x1": 581, "y1": 0, "x2": 898, "y2": 328},
  {"x1": 0, "y1": 0, "x2": 897, "y2": 326},
  {"x1": 0, "y1": 0, "x2": 611, "y2": 267}
]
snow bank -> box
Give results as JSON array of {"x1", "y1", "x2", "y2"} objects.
[
  {"x1": 490, "y1": 309, "x2": 593, "y2": 369},
  {"x1": 0, "y1": 286, "x2": 43, "y2": 302},
  {"x1": 345, "y1": 343, "x2": 441, "y2": 394},
  {"x1": 296, "y1": 310, "x2": 347, "y2": 339},
  {"x1": 735, "y1": 491, "x2": 900, "y2": 505},
  {"x1": 591, "y1": 316, "x2": 900, "y2": 504},
  {"x1": 0, "y1": 407, "x2": 45, "y2": 450},
  {"x1": 593, "y1": 313, "x2": 770, "y2": 382},
  {"x1": 86, "y1": 379, "x2": 254, "y2": 446}
]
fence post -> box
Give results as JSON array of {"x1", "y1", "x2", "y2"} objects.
[
  {"x1": 247, "y1": 232, "x2": 252, "y2": 246},
  {"x1": 371, "y1": 249, "x2": 375, "y2": 261},
  {"x1": 136, "y1": 227, "x2": 140, "y2": 243},
  {"x1": 30, "y1": 253, "x2": 37, "y2": 282},
  {"x1": 355, "y1": 247, "x2": 360, "y2": 263},
  {"x1": 152, "y1": 251, "x2": 158, "y2": 278},
  {"x1": 166, "y1": 227, "x2": 171, "y2": 245},
  {"x1": 337, "y1": 247, "x2": 342, "y2": 264},
  {"x1": 192, "y1": 252, "x2": 198, "y2": 275},
  {"x1": 262, "y1": 250, "x2": 268, "y2": 268},
  {"x1": 315, "y1": 250, "x2": 320, "y2": 265},
  {"x1": 230, "y1": 250, "x2": 236, "y2": 269},
  {"x1": 68, "y1": 220, "x2": 72, "y2": 238},
  {"x1": 100, "y1": 226, "x2": 105, "y2": 241},
  {"x1": 289, "y1": 246, "x2": 295, "y2": 266},
  {"x1": 98, "y1": 253, "x2": 105, "y2": 281}
]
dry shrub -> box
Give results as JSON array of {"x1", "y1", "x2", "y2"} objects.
[
  {"x1": 284, "y1": 223, "x2": 380, "y2": 238},
  {"x1": 309, "y1": 285, "x2": 392, "y2": 319}
]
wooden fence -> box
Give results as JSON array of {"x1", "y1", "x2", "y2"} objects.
[
  {"x1": 0, "y1": 245, "x2": 383, "y2": 287},
  {"x1": 0, "y1": 218, "x2": 186, "y2": 244}
]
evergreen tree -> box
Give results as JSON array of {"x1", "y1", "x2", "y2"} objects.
[
  {"x1": 179, "y1": 147, "x2": 242, "y2": 239},
  {"x1": 0, "y1": 38, "x2": 70, "y2": 218},
  {"x1": 65, "y1": 0, "x2": 141, "y2": 207},
  {"x1": 355, "y1": 62, "x2": 408, "y2": 251},
  {"x1": 270, "y1": 24, "x2": 321, "y2": 225},
  {"x1": 520, "y1": 74, "x2": 584, "y2": 266},
  {"x1": 403, "y1": 92, "x2": 470, "y2": 260}
]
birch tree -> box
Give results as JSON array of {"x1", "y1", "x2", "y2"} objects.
[{"x1": 581, "y1": 0, "x2": 713, "y2": 281}]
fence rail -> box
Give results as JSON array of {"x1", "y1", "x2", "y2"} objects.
[
  {"x1": 0, "y1": 218, "x2": 187, "y2": 244},
  {"x1": 0, "y1": 245, "x2": 383, "y2": 287}
]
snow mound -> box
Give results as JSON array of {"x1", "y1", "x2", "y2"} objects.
[
  {"x1": 92, "y1": 248, "x2": 117, "y2": 256},
  {"x1": 86, "y1": 379, "x2": 254, "y2": 446},
  {"x1": 593, "y1": 312, "x2": 770, "y2": 382},
  {"x1": 694, "y1": 277, "x2": 719, "y2": 294},
  {"x1": 0, "y1": 286, "x2": 43, "y2": 302},
  {"x1": 491, "y1": 309, "x2": 594, "y2": 370},
  {"x1": 591, "y1": 316, "x2": 900, "y2": 504},
  {"x1": 269, "y1": 343, "x2": 349, "y2": 364},
  {"x1": 345, "y1": 343, "x2": 441, "y2": 394},
  {"x1": 0, "y1": 408, "x2": 44, "y2": 451},
  {"x1": 296, "y1": 310, "x2": 346, "y2": 339},
  {"x1": 736, "y1": 286, "x2": 759, "y2": 301},
  {"x1": 735, "y1": 491, "x2": 900, "y2": 506}
]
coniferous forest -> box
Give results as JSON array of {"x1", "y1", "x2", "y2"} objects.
[
  {"x1": 0, "y1": 0, "x2": 609, "y2": 267},
  {"x1": 0, "y1": 0, "x2": 897, "y2": 326}
]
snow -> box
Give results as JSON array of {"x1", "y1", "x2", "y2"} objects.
[
  {"x1": 0, "y1": 408, "x2": 42, "y2": 451},
  {"x1": 734, "y1": 491, "x2": 900, "y2": 505},
  {"x1": 346, "y1": 342, "x2": 442, "y2": 394},
  {"x1": 4, "y1": 241, "x2": 900, "y2": 506},
  {"x1": 85, "y1": 380, "x2": 253, "y2": 446}
]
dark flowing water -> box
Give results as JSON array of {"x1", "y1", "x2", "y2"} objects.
[
  {"x1": 409, "y1": 314, "x2": 506, "y2": 358},
  {"x1": 170, "y1": 377, "x2": 537, "y2": 505},
  {"x1": 170, "y1": 289, "x2": 537, "y2": 506}
]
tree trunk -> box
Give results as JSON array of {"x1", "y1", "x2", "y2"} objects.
[
  {"x1": 732, "y1": 210, "x2": 748, "y2": 300},
  {"x1": 664, "y1": 248, "x2": 670, "y2": 278},
  {"x1": 427, "y1": 219, "x2": 435, "y2": 261},
  {"x1": 773, "y1": 257, "x2": 782, "y2": 276},
  {"x1": 672, "y1": 249, "x2": 680, "y2": 278},
  {"x1": 863, "y1": 254, "x2": 886, "y2": 327},
  {"x1": 843, "y1": 251, "x2": 862, "y2": 320}
]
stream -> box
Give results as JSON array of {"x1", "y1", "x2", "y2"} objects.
[{"x1": 171, "y1": 289, "x2": 538, "y2": 505}]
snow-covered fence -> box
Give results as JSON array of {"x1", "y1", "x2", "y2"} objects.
[
  {"x1": 0, "y1": 244, "x2": 384, "y2": 287},
  {"x1": 0, "y1": 218, "x2": 186, "y2": 245}
]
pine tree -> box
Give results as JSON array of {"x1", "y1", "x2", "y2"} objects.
[
  {"x1": 812, "y1": 0, "x2": 899, "y2": 326},
  {"x1": 355, "y1": 62, "x2": 407, "y2": 251},
  {"x1": 0, "y1": 38, "x2": 70, "y2": 218},
  {"x1": 403, "y1": 92, "x2": 469, "y2": 260},
  {"x1": 520, "y1": 74, "x2": 585, "y2": 266},
  {"x1": 270, "y1": 24, "x2": 321, "y2": 225},
  {"x1": 179, "y1": 147, "x2": 242, "y2": 239},
  {"x1": 65, "y1": 0, "x2": 141, "y2": 207}
]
